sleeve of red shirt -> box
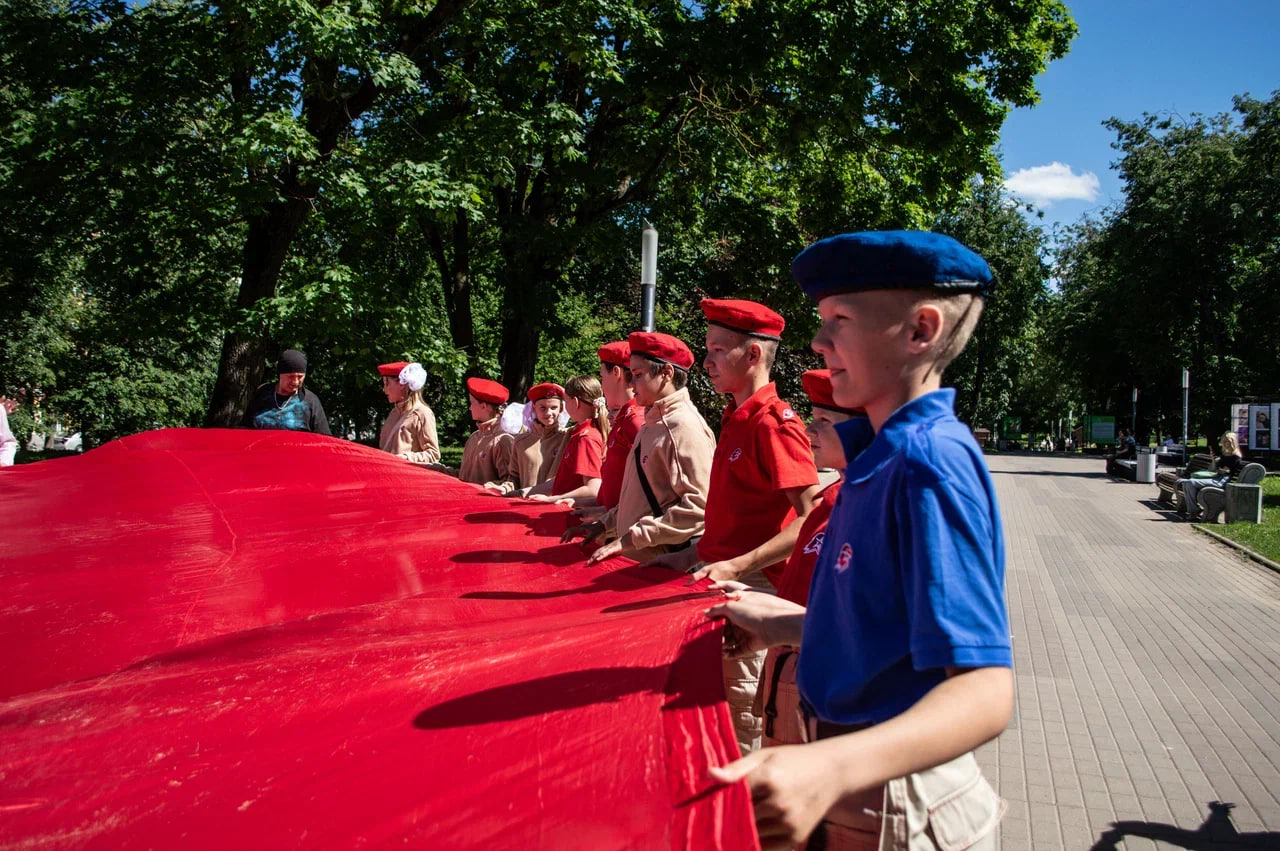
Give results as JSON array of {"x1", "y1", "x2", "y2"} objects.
[
  {"x1": 759, "y1": 407, "x2": 819, "y2": 491},
  {"x1": 561, "y1": 427, "x2": 605, "y2": 483}
]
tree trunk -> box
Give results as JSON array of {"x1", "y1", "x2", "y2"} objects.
[
  {"x1": 970, "y1": 329, "x2": 988, "y2": 427},
  {"x1": 204, "y1": 199, "x2": 311, "y2": 426},
  {"x1": 426, "y1": 208, "x2": 475, "y2": 360},
  {"x1": 496, "y1": 242, "x2": 560, "y2": 398},
  {"x1": 497, "y1": 262, "x2": 545, "y2": 398},
  {"x1": 204, "y1": 0, "x2": 475, "y2": 426}
]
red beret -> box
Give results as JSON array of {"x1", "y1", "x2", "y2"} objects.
[
  {"x1": 628, "y1": 331, "x2": 695, "y2": 371},
  {"x1": 597, "y1": 341, "x2": 631, "y2": 368},
  {"x1": 466, "y1": 377, "x2": 509, "y2": 405},
  {"x1": 378, "y1": 361, "x2": 410, "y2": 377},
  {"x1": 527, "y1": 382, "x2": 566, "y2": 402},
  {"x1": 700, "y1": 298, "x2": 785, "y2": 340},
  {"x1": 801, "y1": 369, "x2": 864, "y2": 416}
]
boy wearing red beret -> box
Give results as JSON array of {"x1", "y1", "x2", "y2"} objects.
[
  {"x1": 457, "y1": 377, "x2": 517, "y2": 486},
  {"x1": 564, "y1": 332, "x2": 716, "y2": 563},
  {"x1": 653, "y1": 298, "x2": 821, "y2": 755},
  {"x1": 594, "y1": 341, "x2": 646, "y2": 512}
]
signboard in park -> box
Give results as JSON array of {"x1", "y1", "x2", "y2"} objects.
[
  {"x1": 1232, "y1": 404, "x2": 1250, "y2": 449},
  {"x1": 1084, "y1": 415, "x2": 1116, "y2": 445},
  {"x1": 1249, "y1": 405, "x2": 1271, "y2": 451}
]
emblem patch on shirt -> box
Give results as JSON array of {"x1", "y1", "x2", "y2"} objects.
[
  {"x1": 782, "y1": 408, "x2": 795, "y2": 419},
  {"x1": 835, "y1": 542, "x2": 853, "y2": 572},
  {"x1": 729, "y1": 448, "x2": 742, "y2": 462},
  {"x1": 803, "y1": 531, "x2": 825, "y2": 555}
]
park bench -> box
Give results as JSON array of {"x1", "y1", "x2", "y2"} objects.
[
  {"x1": 1111, "y1": 458, "x2": 1138, "y2": 481},
  {"x1": 1197, "y1": 463, "x2": 1267, "y2": 524},
  {"x1": 1155, "y1": 453, "x2": 1215, "y2": 507}
]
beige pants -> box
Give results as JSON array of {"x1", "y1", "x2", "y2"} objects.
[
  {"x1": 723, "y1": 568, "x2": 778, "y2": 754},
  {"x1": 801, "y1": 746, "x2": 1005, "y2": 851},
  {"x1": 759, "y1": 647, "x2": 1004, "y2": 849}
]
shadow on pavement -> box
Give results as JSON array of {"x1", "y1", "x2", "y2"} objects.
[
  {"x1": 1090, "y1": 801, "x2": 1279, "y2": 850},
  {"x1": 994, "y1": 469, "x2": 1114, "y2": 479},
  {"x1": 1137, "y1": 497, "x2": 1190, "y2": 523}
]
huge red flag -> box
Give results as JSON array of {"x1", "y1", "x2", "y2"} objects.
[{"x1": 0, "y1": 429, "x2": 757, "y2": 849}]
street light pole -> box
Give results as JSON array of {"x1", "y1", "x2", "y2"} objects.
[
  {"x1": 1131, "y1": 386, "x2": 1138, "y2": 441},
  {"x1": 640, "y1": 223, "x2": 657, "y2": 332},
  {"x1": 1181, "y1": 369, "x2": 1190, "y2": 451}
]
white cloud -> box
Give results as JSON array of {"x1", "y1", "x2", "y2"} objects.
[{"x1": 1004, "y1": 162, "x2": 1100, "y2": 207}]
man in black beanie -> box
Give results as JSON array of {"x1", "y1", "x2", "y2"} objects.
[{"x1": 241, "y1": 349, "x2": 331, "y2": 435}]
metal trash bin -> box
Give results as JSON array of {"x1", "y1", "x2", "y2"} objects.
[{"x1": 1135, "y1": 449, "x2": 1157, "y2": 483}]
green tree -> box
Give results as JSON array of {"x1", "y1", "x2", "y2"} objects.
[
  {"x1": 1, "y1": 0, "x2": 1077, "y2": 443},
  {"x1": 936, "y1": 180, "x2": 1052, "y2": 432},
  {"x1": 1050, "y1": 94, "x2": 1280, "y2": 441}
]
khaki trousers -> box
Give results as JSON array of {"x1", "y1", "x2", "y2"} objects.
[
  {"x1": 724, "y1": 568, "x2": 776, "y2": 754},
  {"x1": 800, "y1": 730, "x2": 1005, "y2": 851}
]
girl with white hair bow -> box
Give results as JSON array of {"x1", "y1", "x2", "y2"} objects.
[{"x1": 377, "y1": 361, "x2": 440, "y2": 465}]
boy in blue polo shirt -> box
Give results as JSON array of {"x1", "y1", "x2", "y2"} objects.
[{"x1": 707, "y1": 231, "x2": 1012, "y2": 850}]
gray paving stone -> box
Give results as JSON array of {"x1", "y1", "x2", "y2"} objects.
[{"x1": 981, "y1": 453, "x2": 1280, "y2": 848}]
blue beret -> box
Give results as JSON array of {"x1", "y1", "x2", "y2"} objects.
[{"x1": 792, "y1": 230, "x2": 993, "y2": 301}]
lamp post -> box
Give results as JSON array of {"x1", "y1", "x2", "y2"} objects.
[
  {"x1": 1131, "y1": 386, "x2": 1138, "y2": 441},
  {"x1": 640, "y1": 223, "x2": 657, "y2": 332},
  {"x1": 1181, "y1": 369, "x2": 1190, "y2": 452}
]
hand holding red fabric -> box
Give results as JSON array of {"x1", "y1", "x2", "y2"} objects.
[{"x1": 708, "y1": 745, "x2": 842, "y2": 851}]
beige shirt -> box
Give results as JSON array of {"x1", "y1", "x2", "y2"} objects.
[
  {"x1": 379, "y1": 403, "x2": 440, "y2": 465},
  {"x1": 459, "y1": 419, "x2": 516, "y2": 485},
  {"x1": 537, "y1": 426, "x2": 571, "y2": 486},
  {"x1": 601, "y1": 387, "x2": 716, "y2": 556},
  {"x1": 501, "y1": 423, "x2": 570, "y2": 492}
]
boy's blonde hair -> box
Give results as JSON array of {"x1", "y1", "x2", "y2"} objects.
[
  {"x1": 930, "y1": 293, "x2": 984, "y2": 374},
  {"x1": 862, "y1": 289, "x2": 984, "y2": 376}
]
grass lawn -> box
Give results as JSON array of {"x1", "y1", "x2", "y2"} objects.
[
  {"x1": 1204, "y1": 475, "x2": 1280, "y2": 564},
  {"x1": 440, "y1": 445, "x2": 464, "y2": 468}
]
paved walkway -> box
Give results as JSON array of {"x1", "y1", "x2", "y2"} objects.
[{"x1": 974, "y1": 453, "x2": 1280, "y2": 849}]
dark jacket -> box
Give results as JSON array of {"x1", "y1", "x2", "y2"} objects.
[{"x1": 242, "y1": 383, "x2": 331, "y2": 435}]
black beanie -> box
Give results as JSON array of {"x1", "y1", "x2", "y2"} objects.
[{"x1": 277, "y1": 349, "x2": 307, "y2": 375}]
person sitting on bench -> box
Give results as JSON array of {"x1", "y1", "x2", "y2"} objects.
[
  {"x1": 1105, "y1": 428, "x2": 1137, "y2": 476},
  {"x1": 1181, "y1": 432, "x2": 1246, "y2": 519}
]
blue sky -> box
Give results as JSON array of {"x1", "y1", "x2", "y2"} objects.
[{"x1": 998, "y1": 0, "x2": 1280, "y2": 233}]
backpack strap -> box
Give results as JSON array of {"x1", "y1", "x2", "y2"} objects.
[
  {"x1": 633, "y1": 444, "x2": 663, "y2": 517},
  {"x1": 632, "y1": 443, "x2": 699, "y2": 553}
]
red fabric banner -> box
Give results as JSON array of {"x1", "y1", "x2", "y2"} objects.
[{"x1": 0, "y1": 429, "x2": 756, "y2": 849}]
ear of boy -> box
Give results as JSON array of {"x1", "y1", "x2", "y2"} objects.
[{"x1": 907, "y1": 303, "x2": 944, "y2": 352}]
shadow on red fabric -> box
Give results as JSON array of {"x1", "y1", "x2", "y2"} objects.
[{"x1": 0, "y1": 428, "x2": 757, "y2": 849}]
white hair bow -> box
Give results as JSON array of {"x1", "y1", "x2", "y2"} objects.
[{"x1": 398, "y1": 362, "x2": 427, "y2": 393}]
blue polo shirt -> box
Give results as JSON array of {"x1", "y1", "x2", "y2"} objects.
[{"x1": 797, "y1": 389, "x2": 1012, "y2": 725}]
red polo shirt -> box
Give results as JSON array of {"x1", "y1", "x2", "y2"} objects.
[
  {"x1": 698, "y1": 383, "x2": 819, "y2": 586},
  {"x1": 598, "y1": 398, "x2": 646, "y2": 509},
  {"x1": 775, "y1": 480, "x2": 841, "y2": 605},
  {"x1": 552, "y1": 420, "x2": 605, "y2": 494}
]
